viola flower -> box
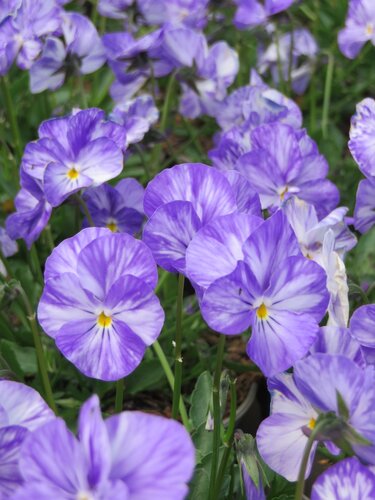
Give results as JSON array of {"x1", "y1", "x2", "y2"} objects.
[
  {"x1": 213, "y1": 70, "x2": 302, "y2": 132},
  {"x1": 235, "y1": 123, "x2": 340, "y2": 218},
  {"x1": 30, "y1": 13, "x2": 106, "y2": 93},
  {"x1": 137, "y1": 0, "x2": 209, "y2": 29},
  {"x1": 186, "y1": 212, "x2": 263, "y2": 290},
  {"x1": 0, "y1": 226, "x2": 17, "y2": 257},
  {"x1": 0, "y1": 0, "x2": 61, "y2": 75},
  {"x1": 83, "y1": 178, "x2": 145, "y2": 234},
  {"x1": 256, "y1": 371, "x2": 319, "y2": 481},
  {"x1": 200, "y1": 211, "x2": 329, "y2": 376},
  {"x1": 38, "y1": 229, "x2": 164, "y2": 381},
  {"x1": 311, "y1": 458, "x2": 375, "y2": 499},
  {"x1": 233, "y1": 0, "x2": 296, "y2": 29},
  {"x1": 13, "y1": 395, "x2": 195, "y2": 499},
  {"x1": 142, "y1": 163, "x2": 238, "y2": 273},
  {"x1": 110, "y1": 94, "x2": 159, "y2": 146},
  {"x1": 338, "y1": 0, "x2": 375, "y2": 59},
  {"x1": 283, "y1": 197, "x2": 356, "y2": 261},
  {"x1": 0, "y1": 380, "x2": 55, "y2": 497},
  {"x1": 98, "y1": 0, "x2": 134, "y2": 19},
  {"x1": 258, "y1": 354, "x2": 375, "y2": 481},
  {"x1": 354, "y1": 178, "x2": 375, "y2": 233},
  {"x1": 178, "y1": 39, "x2": 239, "y2": 119},
  {"x1": 22, "y1": 108, "x2": 126, "y2": 207},
  {"x1": 0, "y1": 0, "x2": 18, "y2": 24},
  {"x1": 350, "y1": 304, "x2": 375, "y2": 365},
  {"x1": 6, "y1": 170, "x2": 52, "y2": 248},
  {"x1": 258, "y1": 28, "x2": 318, "y2": 94},
  {"x1": 224, "y1": 170, "x2": 262, "y2": 217},
  {"x1": 349, "y1": 98, "x2": 375, "y2": 178}
]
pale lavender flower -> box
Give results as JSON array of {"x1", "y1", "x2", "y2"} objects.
[
  {"x1": 233, "y1": 0, "x2": 296, "y2": 29},
  {"x1": 83, "y1": 178, "x2": 144, "y2": 234},
  {"x1": 350, "y1": 305, "x2": 375, "y2": 365},
  {"x1": 354, "y1": 178, "x2": 375, "y2": 234},
  {"x1": 98, "y1": 0, "x2": 134, "y2": 19},
  {"x1": 349, "y1": 98, "x2": 375, "y2": 178},
  {"x1": 200, "y1": 211, "x2": 329, "y2": 376},
  {"x1": 338, "y1": 0, "x2": 375, "y2": 59},
  {"x1": 138, "y1": 0, "x2": 209, "y2": 29},
  {"x1": 0, "y1": 0, "x2": 61, "y2": 75},
  {"x1": 312, "y1": 458, "x2": 375, "y2": 499},
  {"x1": 13, "y1": 395, "x2": 195, "y2": 499},
  {"x1": 38, "y1": 229, "x2": 164, "y2": 381},
  {"x1": 0, "y1": 380, "x2": 55, "y2": 497}
]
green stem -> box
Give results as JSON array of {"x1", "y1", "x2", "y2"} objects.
[
  {"x1": 322, "y1": 53, "x2": 334, "y2": 139},
  {"x1": 295, "y1": 421, "x2": 326, "y2": 500},
  {"x1": 1, "y1": 76, "x2": 23, "y2": 162},
  {"x1": 155, "y1": 269, "x2": 169, "y2": 294},
  {"x1": 214, "y1": 379, "x2": 237, "y2": 498},
  {"x1": 17, "y1": 286, "x2": 57, "y2": 413},
  {"x1": 134, "y1": 144, "x2": 151, "y2": 181},
  {"x1": 30, "y1": 244, "x2": 44, "y2": 285},
  {"x1": 171, "y1": 273, "x2": 185, "y2": 420},
  {"x1": 75, "y1": 194, "x2": 95, "y2": 227},
  {"x1": 153, "y1": 340, "x2": 191, "y2": 430},
  {"x1": 160, "y1": 73, "x2": 176, "y2": 133},
  {"x1": 114, "y1": 378, "x2": 125, "y2": 413},
  {"x1": 208, "y1": 334, "x2": 226, "y2": 500},
  {"x1": 78, "y1": 75, "x2": 88, "y2": 108},
  {"x1": 44, "y1": 225, "x2": 55, "y2": 253}
]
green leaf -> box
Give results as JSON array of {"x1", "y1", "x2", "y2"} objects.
[
  {"x1": 336, "y1": 390, "x2": 350, "y2": 420},
  {"x1": 125, "y1": 358, "x2": 165, "y2": 394},
  {"x1": 192, "y1": 422, "x2": 214, "y2": 463},
  {"x1": 0, "y1": 339, "x2": 37, "y2": 377},
  {"x1": 190, "y1": 370, "x2": 213, "y2": 429}
]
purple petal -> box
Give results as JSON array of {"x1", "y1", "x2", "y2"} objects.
[
  {"x1": 186, "y1": 213, "x2": 263, "y2": 288},
  {"x1": 142, "y1": 201, "x2": 202, "y2": 273},
  {"x1": 0, "y1": 426, "x2": 27, "y2": 497},
  {"x1": 106, "y1": 411, "x2": 195, "y2": 499},
  {"x1": 354, "y1": 178, "x2": 375, "y2": 234},
  {"x1": 44, "y1": 161, "x2": 92, "y2": 207}
]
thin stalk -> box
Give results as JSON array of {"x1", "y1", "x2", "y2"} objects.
[
  {"x1": 134, "y1": 143, "x2": 151, "y2": 181},
  {"x1": 213, "y1": 379, "x2": 237, "y2": 498},
  {"x1": 30, "y1": 244, "x2": 44, "y2": 285},
  {"x1": 208, "y1": 334, "x2": 226, "y2": 500},
  {"x1": 1, "y1": 76, "x2": 23, "y2": 162},
  {"x1": 114, "y1": 378, "x2": 125, "y2": 413},
  {"x1": 295, "y1": 421, "x2": 326, "y2": 500},
  {"x1": 17, "y1": 286, "x2": 57, "y2": 413},
  {"x1": 78, "y1": 75, "x2": 88, "y2": 108},
  {"x1": 322, "y1": 53, "x2": 334, "y2": 139},
  {"x1": 160, "y1": 73, "x2": 176, "y2": 133},
  {"x1": 44, "y1": 225, "x2": 55, "y2": 253},
  {"x1": 171, "y1": 273, "x2": 185, "y2": 420},
  {"x1": 155, "y1": 269, "x2": 169, "y2": 294},
  {"x1": 153, "y1": 340, "x2": 191, "y2": 430},
  {"x1": 75, "y1": 194, "x2": 95, "y2": 227}
]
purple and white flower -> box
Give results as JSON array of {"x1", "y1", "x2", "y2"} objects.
[
  {"x1": 235, "y1": 123, "x2": 339, "y2": 218},
  {"x1": 138, "y1": 0, "x2": 209, "y2": 29},
  {"x1": 233, "y1": 0, "x2": 296, "y2": 29},
  {"x1": 338, "y1": 0, "x2": 375, "y2": 59},
  {"x1": 21, "y1": 108, "x2": 126, "y2": 207},
  {"x1": 354, "y1": 177, "x2": 375, "y2": 233},
  {"x1": 38, "y1": 228, "x2": 164, "y2": 381},
  {"x1": 312, "y1": 458, "x2": 375, "y2": 499},
  {"x1": 350, "y1": 304, "x2": 375, "y2": 365},
  {"x1": 0, "y1": 380, "x2": 55, "y2": 497},
  {"x1": 83, "y1": 178, "x2": 145, "y2": 234},
  {"x1": 349, "y1": 98, "x2": 375, "y2": 178},
  {"x1": 13, "y1": 394, "x2": 195, "y2": 499},
  {"x1": 142, "y1": 163, "x2": 238, "y2": 273},
  {"x1": 98, "y1": 0, "x2": 134, "y2": 19},
  {"x1": 200, "y1": 211, "x2": 329, "y2": 375}
]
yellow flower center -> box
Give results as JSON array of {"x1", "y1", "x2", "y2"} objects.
[
  {"x1": 106, "y1": 221, "x2": 118, "y2": 232},
  {"x1": 280, "y1": 186, "x2": 289, "y2": 201},
  {"x1": 366, "y1": 23, "x2": 374, "y2": 36},
  {"x1": 97, "y1": 312, "x2": 112, "y2": 328},
  {"x1": 256, "y1": 303, "x2": 268, "y2": 320},
  {"x1": 308, "y1": 418, "x2": 316, "y2": 430},
  {"x1": 67, "y1": 167, "x2": 79, "y2": 180}
]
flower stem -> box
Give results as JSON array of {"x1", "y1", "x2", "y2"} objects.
[
  {"x1": 1, "y1": 76, "x2": 23, "y2": 162},
  {"x1": 29, "y1": 244, "x2": 44, "y2": 286},
  {"x1": 153, "y1": 340, "x2": 191, "y2": 430},
  {"x1": 322, "y1": 53, "x2": 334, "y2": 139},
  {"x1": 213, "y1": 379, "x2": 237, "y2": 498},
  {"x1": 114, "y1": 378, "x2": 125, "y2": 413},
  {"x1": 44, "y1": 225, "x2": 55, "y2": 253},
  {"x1": 295, "y1": 420, "x2": 325, "y2": 500},
  {"x1": 17, "y1": 286, "x2": 57, "y2": 413},
  {"x1": 75, "y1": 194, "x2": 95, "y2": 227},
  {"x1": 160, "y1": 73, "x2": 176, "y2": 133},
  {"x1": 208, "y1": 334, "x2": 226, "y2": 500},
  {"x1": 171, "y1": 273, "x2": 185, "y2": 420}
]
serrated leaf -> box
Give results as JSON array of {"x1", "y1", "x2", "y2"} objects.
[{"x1": 190, "y1": 371, "x2": 213, "y2": 428}]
